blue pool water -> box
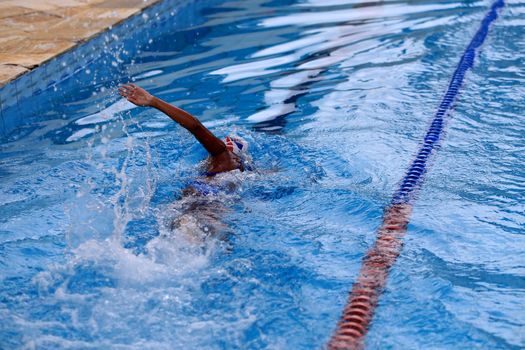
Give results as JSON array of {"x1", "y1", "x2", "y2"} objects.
[{"x1": 1, "y1": 0, "x2": 524, "y2": 349}]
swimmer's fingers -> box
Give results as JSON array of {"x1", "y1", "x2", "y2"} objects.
[
  {"x1": 120, "y1": 83, "x2": 141, "y2": 95},
  {"x1": 118, "y1": 84, "x2": 133, "y2": 97},
  {"x1": 119, "y1": 85, "x2": 138, "y2": 105},
  {"x1": 118, "y1": 84, "x2": 153, "y2": 107}
]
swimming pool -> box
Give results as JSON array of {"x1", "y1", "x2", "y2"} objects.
[{"x1": 1, "y1": 0, "x2": 524, "y2": 349}]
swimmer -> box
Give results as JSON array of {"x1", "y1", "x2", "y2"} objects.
[
  {"x1": 118, "y1": 83, "x2": 250, "y2": 179},
  {"x1": 119, "y1": 83, "x2": 249, "y2": 242}
]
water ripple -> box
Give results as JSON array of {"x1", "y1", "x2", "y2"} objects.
[{"x1": 1, "y1": 0, "x2": 524, "y2": 349}]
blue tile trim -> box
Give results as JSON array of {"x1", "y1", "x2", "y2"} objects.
[{"x1": 0, "y1": 95, "x2": 5, "y2": 138}]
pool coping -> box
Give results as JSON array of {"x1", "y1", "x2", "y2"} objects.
[{"x1": 0, "y1": 0, "x2": 162, "y2": 88}]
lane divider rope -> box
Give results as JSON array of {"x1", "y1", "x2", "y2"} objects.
[{"x1": 327, "y1": 1, "x2": 505, "y2": 348}]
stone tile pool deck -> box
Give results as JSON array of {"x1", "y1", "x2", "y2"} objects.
[{"x1": 0, "y1": 0, "x2": 161, "y2": 86}]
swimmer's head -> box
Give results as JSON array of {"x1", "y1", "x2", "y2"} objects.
[{"x1": 224, "y1": 135, "x2": 249, "y2": 157}]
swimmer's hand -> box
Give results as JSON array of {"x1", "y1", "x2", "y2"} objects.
[
  {"x1": 119, "y1": 85, "x2": 226, "y2": 156},
  {"x1": 118, "y1": 84, "x2": 154, "y2": 107}
]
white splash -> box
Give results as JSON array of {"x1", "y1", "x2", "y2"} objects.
[
  {"x1": 75, "y1": 99, "x2": 136, "y2": 126},
  {"x1": 66, "y1": 128, "x2": 96, "y2": 142}
]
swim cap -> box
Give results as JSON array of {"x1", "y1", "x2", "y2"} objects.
[{"x1": 224, "y1": 135, "x2": 249, "y2": 157}]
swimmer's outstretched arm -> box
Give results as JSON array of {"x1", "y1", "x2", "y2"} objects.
[{"x1": 119, "y1": 84, "x2": 226, "y2": 156}]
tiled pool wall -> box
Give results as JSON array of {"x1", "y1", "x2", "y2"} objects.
[{"x1": 0, "y1": 0, "x2": 220, "y2": 140}]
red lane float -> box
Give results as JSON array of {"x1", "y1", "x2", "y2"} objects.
[{"x1": 328, "y1": 204, "x2": 412, "y2": 350}]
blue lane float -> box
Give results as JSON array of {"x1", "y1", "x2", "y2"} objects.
[
  {"x1": 328, "y1": 1, "x2": 505, "y2": 349},
  {"x1": 392, "y1": 0, "x2": 505, "y2": 205}
]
